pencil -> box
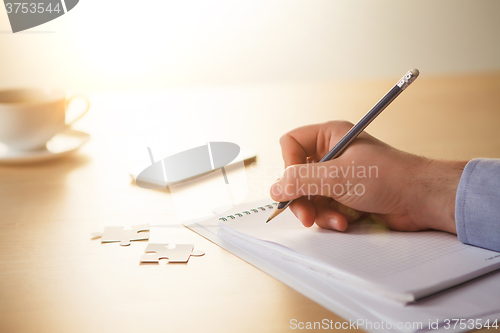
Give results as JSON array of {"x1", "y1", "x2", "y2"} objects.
[{"x1": 266, "y1": 68, "x2": 420, "y2": 223}]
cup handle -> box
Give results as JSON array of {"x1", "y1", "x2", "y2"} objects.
[{"x1": 65, "y1": 94, "x2": 90, "y2": 127}]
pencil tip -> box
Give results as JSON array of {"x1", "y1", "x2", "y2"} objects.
[{"x1": 267, "y1": 206, "x2": 284, "y2": 223}]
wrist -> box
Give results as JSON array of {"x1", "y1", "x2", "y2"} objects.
[{"x1": 411, "y1": 159, "x2": 467, "y2": 233}]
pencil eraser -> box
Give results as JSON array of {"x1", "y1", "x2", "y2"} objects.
[{"x1": 410, "y1": 68, "x2": 420, "y2": 77}]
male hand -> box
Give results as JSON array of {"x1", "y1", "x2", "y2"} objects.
[{"x1": 270, "y1": 121, "x2": 465, "y2": 233}]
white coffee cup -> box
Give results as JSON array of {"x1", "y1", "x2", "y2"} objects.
[{"x1": 0, "y1": 88, "x2": 89, "y2": 151}]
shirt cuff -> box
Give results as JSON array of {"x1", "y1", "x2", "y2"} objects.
[{"x1": 455, "y1": 158, "x2": 500, "y2": 252}]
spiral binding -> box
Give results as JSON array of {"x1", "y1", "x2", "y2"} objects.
[{"x1": 219, "y1": 203, "x2": 278, "y2": 222}]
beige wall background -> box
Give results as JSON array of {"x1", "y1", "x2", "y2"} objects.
[{"x1": 0, "y1": 0, "x2": 499, "y2": 90}]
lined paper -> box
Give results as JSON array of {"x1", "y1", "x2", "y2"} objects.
[{"x1": 211, "y1": 200, "x2": 500, "y2": 301}]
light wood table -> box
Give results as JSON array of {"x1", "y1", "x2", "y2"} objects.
[{"x1": 1, "y1": 73, "x2": 499, "y2": 333}]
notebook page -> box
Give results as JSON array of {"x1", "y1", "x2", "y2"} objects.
[
  {"x1": 213, "y1": 200, "x2": 500, "y2": 300},
  {"x1": 217, "y1": 225, "x2": 500, "y2": 332}
]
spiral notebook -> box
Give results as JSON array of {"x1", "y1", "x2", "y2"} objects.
[{"x1": 186, "y1": 199, "x2": 500, "y2": 303}]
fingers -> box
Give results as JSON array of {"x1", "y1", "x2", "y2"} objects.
[
  {"x1": 287, "y1": 196, "x2": 364, "y2": 231},
  {"x1": 270, "y1": 161, "x2": 340, "y2": 202},
  {"x1": 288, "y1": 197, "x2": 316, "y2": 228},
  {"x1": 272, "y1": 120, "x2": 374, "y2": 231},
  {"x1": 279, "y1": 124, "x2": 323, "y2": 167},
  {"x1": 311, "y1": 197, "x2": 349, "y2": 231},
  {"x1": 279, "y1": 121, "x2": 355, "y2": 168}
]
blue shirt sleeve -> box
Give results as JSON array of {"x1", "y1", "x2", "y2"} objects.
[{"x1": 455, "y1": 158, "x2": 500, "y2": 252}]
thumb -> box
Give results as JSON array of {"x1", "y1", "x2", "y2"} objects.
[{"x1": 270, "y1": 162, "x2": 340, "y2": 202}]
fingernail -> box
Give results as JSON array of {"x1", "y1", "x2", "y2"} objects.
[
  {"x1": 329, "y1": 218, "x2": 339, "y2": 230},
  {"x1": 271, "y1": 182, "x2": 282, "y2": 200}
]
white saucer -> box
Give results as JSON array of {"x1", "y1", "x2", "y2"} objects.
[{"x1": 0, "y1": 129, "x2": 90, "y2": 164}]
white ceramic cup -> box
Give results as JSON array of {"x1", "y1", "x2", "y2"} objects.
[{"x1": 0, "y1": 88, "x2": 89, "y2": 151}]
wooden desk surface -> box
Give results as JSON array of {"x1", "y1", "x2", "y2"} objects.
[{"x1": 1, "y1": 73, "x2": 499, "y2": 333}]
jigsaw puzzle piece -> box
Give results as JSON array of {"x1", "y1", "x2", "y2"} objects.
[
  {"x1": 91, "y1": 224, "x2": 150, "y2": 246},
  {"x1": 140, "y1": 243, "x2": 205, "y2": 263}
]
